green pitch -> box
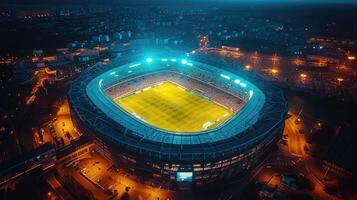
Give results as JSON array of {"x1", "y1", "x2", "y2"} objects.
[{"x1": 114, "y1": 81, "x2": 233, "y2": 133}]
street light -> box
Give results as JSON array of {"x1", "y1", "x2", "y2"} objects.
[
  {"x1": 300, "y1": 73, "x2": 307, "y2": 80},
  {"x1": 271, "y1": 68, "x2": 279, "y2": 75},
  {"x1": 294, "y1": 56, "x2": 303, "y2": 67},
  {"x1": 347, "y1": 56, "x2": 355, "y2": 60}
]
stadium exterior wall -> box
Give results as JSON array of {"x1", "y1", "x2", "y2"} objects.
[{"x1": 70, "y1": 106, "x2": 284, "y2": 185}]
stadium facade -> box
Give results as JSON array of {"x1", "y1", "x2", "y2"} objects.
[{"x1": 68, "y1": 51, "x2": 288, "y2": 186}]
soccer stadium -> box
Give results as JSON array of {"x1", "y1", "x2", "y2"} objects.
[{"x1": 68, "y1": 51, "x2": 288, "y2": 186}]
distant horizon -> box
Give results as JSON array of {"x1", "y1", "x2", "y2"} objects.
[{"x1": 1, "y1": 0, "x2": 357, "y2": 6}]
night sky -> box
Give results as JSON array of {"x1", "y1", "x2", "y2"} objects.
[{"x1": 1, "y1": 0, "x2": 357, "y2": 4}]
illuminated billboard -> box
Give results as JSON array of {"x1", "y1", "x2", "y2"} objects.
[{"x1": 176, "y1": 171, "x2": 193, "y2": 182}]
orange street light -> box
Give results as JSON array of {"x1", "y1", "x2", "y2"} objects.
[
  {"x1": 294, "y1": 57, "x2": 303, "y2": 67},
  {"x1": 244, "y1": 64, "x2": 251, "y2": 70},
  {"x1": 300, "y1": 73, "x2": 307, "y2": 79},
  {"x1": 347, "y1": 56, "x2": 355, "y2": 60},
  {"x1": 271, "y1": 68, "x2": 279, "y2": 74}
]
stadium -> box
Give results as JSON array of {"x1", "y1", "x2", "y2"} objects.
[{"x1": 68, "y1": 51, "x2": 288, "y2": 186}]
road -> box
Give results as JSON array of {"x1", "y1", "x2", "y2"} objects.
[
  {"x1": 285, "y1": 114, "x2": 305, "y2": 157},
  {"x1": 285, "y1": 114, "x2": 337, "y2": 200}
]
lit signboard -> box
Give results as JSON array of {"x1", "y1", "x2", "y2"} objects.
[{"x1": 176, "y1": 171, "x2": 193, "y2": 182}]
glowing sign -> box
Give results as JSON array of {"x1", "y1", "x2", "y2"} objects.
[{"x1": 176, "y1": 172, "x2": 193, "y2": 182}]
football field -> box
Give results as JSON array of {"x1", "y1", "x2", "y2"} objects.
[{"x1": 114, "y1": 81, "x2": 233, "y2": 133}]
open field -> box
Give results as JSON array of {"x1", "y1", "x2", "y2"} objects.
[{"x1": 114, "y1": 81, "x2": 233, "y2": 133}]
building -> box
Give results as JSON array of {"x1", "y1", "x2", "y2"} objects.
[{"x1": 68, "y1": 51, "x2": 287, "y2": 186}]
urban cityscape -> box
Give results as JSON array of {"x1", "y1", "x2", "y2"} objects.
[{"x1": 0, "y1": 1, "x2": 356, "y2": 200}]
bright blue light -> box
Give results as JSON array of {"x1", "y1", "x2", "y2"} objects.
[
  {"x1": 110, "y1": 71, "x2": 116, "y2": 76},
  {"x1": 176, "y1": 172, "x2": 193, "y2": 182},
  {"x1": 170, "y1": 58, "x2": 177, "y2": 62},
  {"x1": 249, "y1": 90, "x2": 254, "y2": 99},
  {"x1": 187, "y1": 63, "x2": 193, "y2": 66},
  {"x1": 240, "y1": 82, "x2": 247, "y2": 88},
  {"x1": 220, "y1": 74, "x2": 231, "y2": 80},
  {"x1": 129, "y1": 63, "x2": 141, "y2": 68},
  {"x1": 181, "y1": 59, "x2": 187, "y2": 64},
  {"x1": 146, "y1": 58, "x2": 153, "y2": 63},
  {"x1": 161, "y1": 58, "x2": 168, "y2": 62},
  {"x1": 234, "y1": 79, "x2": 240, "y2": 84}
]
